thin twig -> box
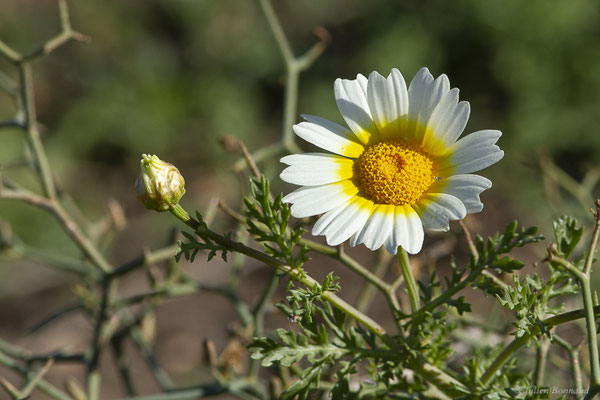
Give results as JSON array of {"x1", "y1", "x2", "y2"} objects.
[
  {"x1": 538, "y1": 151, "x2": 595, "y2": 212},
  {"x1": 18, "y1": 63, "x2": 57, "y2": 200},
  {"x1": 0, "y1": 350, "x2": 72, "y2": 400},
  {"x1": 109, "y1": 245, "x2": 177, "y2": 279},
  {"x1": 553, "y1": 334, "x2": 583, "y2": 394},
  {"x1": 239, "y1": 141, "x2": 262, "y2": 179},
  {"x1": 0, "y1": 188, "x2": 112, "y2": 273},
  {"x1": 20, "y1": 358, "x2": 55, "y2": 398},
  {"x1": 356, "y1": 250, "x2": 393, "y2": 313},
  {"x1": 86, "y1": 280, "x2": 113, "y2": 400},
  {"x1": 111, "y1": 338, "x2": 136, "y2": 396},
  {"x1": 458, "y1": 220, "x2": 477, "y2": 259},
  {"x1": 233, "y1": 0, "x2": 330, "y2": 172},
  {"x1": 249, "y1": 270, "x2": 280, "y2": 377},
  {"x1": 0, "y1": 69, "x2": 18, "y2": 98}
]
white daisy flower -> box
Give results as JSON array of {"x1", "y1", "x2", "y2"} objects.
[{"x1": 280, "y1": 68, "x2": 503, "y2": 254}]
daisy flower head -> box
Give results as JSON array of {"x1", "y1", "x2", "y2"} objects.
[{"x1": 280, "y1": 68, "x2": 504, "y2": 255}]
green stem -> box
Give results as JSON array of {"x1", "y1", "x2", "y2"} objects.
[
  {"x1": 219, "y1": 199, "x2": 407, "y2": 332},
  {"x1": 550, "y1": 254, "x2": 600, "y2": 385},
  {"x1": 534, "y1": 337, "x2": 550, "y2": 386},
  {"x1": 398, "y1": 247, "x2": 420, "y2": 313},
  {"x1": 584, "y1": 202, "x2": 600, "y2": 276},
  {"x1": 218, "y1": 201, "x2": 394, "y2": 305},
  {"x1": 481, "y1": 335, "x2": 528, "y2": 386},
  {"x1": 581, "y1": 277, "x2": 600, "y2": 385},
  {"x1": 170, "y1": 204, "x2": 386, "y2": 338},
  {"x1": 481, "y1": 305, "x2": 600, "y2": 386}
]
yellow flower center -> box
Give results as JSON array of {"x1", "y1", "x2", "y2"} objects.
[{"x1": 356, "y1": 140, "x2": 435, "y2": 206}]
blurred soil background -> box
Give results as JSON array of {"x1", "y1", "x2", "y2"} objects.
[{"x1": 1, "y1": 0, "x2": 600, "y2": 398}]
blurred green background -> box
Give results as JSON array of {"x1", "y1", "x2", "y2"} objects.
[{"x1": 1, "y1": 0, "x2": 600, "y2": 394}]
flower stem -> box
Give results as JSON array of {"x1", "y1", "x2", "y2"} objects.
[
  {"x1": 170, "y1": 204, "x2": 194, "y2": 228},
  {"x1": 398, "y1": 247, "x2": 420, "y2": 313}
]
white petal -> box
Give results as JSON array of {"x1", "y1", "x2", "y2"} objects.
[
  {"x1": 439, "y1": 129, "x2": 504, "y2": 175},
  {"x1": 366, "y1": 69, "x2": 409, "y2": 138},
  {"x1": 415, "y1": 193, "x2": 467, "y2": 231},
  {"x1": 282, "y1": 180, "x2": 358, "y2": 218},
  {"x1": 350, "y1": 204, "x2": 394, "y2": 250},
  {"x1": 407, "y1": 68, "x2": 434, "y2": 120},
  {"x1": 424, "y1": 88, "x2": 470, "y2": 155},
  {"x1": 280, "y1": 153, "x2": 354, "y2": 186},
  {"x1": 312, "y1": 201, "x2": 346, "y2": 236},
  {"x1": 430, "y1": 174, "x2": 492, "y2": 213},
  {"x1": 334, "y1": 75, "x2": 378, "y2": 144},
  {"x1": 384, "y1": 205, "x2": 425, "y2": 255},
  {"x1": 408, "y1": 68, "x2": 450, "y2": 133},
  {"x1": 293, "y1": 115, "x2": 365, "y2": 158},
  {"x1": 316, "y1": 196, "x2": 374, "y2": 246}
]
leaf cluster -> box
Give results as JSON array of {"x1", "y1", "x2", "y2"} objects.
[
  {"x1": 249, "y1": 293, "x2": 394, "y2": 400},
  {"x1": 496, "y1": 217, "x2": 580, "y2": 340},
  {"x1": 417, "y1": 221, "x2": 543, "y2": 319},
  {"x1": 244, "y1": 176, "x2": 308, "y2": 268}
]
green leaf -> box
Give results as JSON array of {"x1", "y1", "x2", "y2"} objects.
[
  {"x1": 553, "y1": 216, "x2": 583, "y2": 258},
  {"x1": 279, "y1": 364, "x2": 323, "y2": 400},
  {"x1": 492, "y1": 256, "x2": 524, "y2": 272}
]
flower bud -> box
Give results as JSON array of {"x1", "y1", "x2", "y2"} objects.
[{"x1": 135, "y1": 154, "x2": 186, "y2": 212}]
